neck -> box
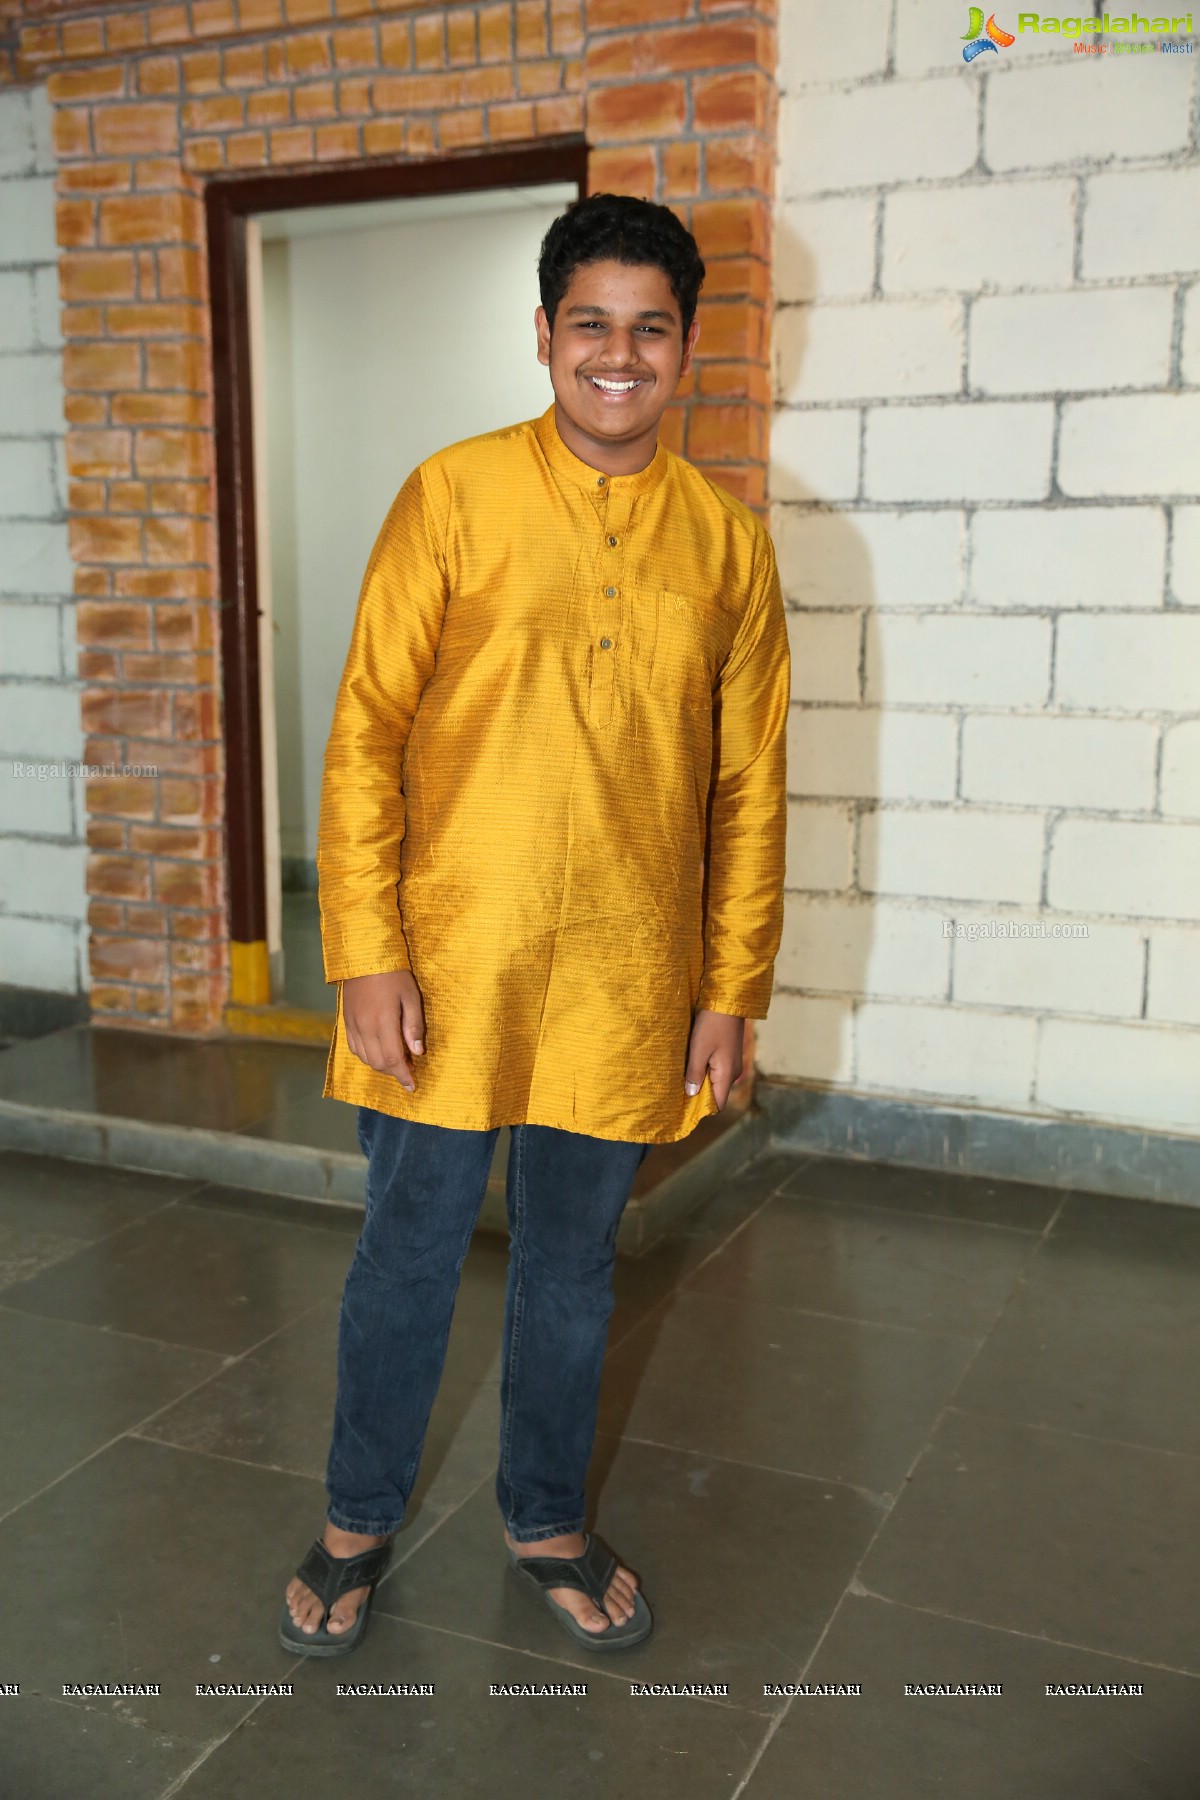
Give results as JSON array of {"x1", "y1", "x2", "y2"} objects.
[{"x1": 552, "y1": 402, "x2": 660, "y2": 478}]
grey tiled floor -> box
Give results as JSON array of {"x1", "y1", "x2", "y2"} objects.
[{"x1": 1, "y1": 1145, "x2": 1196, "y2": 1798}]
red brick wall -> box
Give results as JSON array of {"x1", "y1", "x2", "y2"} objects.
[{"x1": 1, "y1": 0, "x2": 777, "y2": 1034}]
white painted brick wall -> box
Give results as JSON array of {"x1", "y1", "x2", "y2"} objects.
[
  {"x1": 864, "y1": 613, "x2": 1052, "y2": 707},
  {"x1": 770, "y1": 9, "x2": 1200, "y2": 1139},
  {"x1": 970, "y1": 288, "x2": 1175, "y2": 396},
  {"x1": 0, "y1": 83, "x2": 84, "y2": 999},
  {"x1": 777, "y1": 299, "x2": 963, "y2": 403},
  {"x1": 969, "y1": 507, "x2": 1166, "y2": 610}
]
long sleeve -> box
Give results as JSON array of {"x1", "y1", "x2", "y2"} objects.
[
  {"x1": 695, "y1": 526, "x2": 791, "y2": 1020},
  {"x1": 317, "y1": 462, "x2": 450, "y2": 982}
]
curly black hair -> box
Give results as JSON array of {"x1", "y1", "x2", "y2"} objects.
[{"x1": 537, "y1": 193, "x2": 706, "y2": 337}]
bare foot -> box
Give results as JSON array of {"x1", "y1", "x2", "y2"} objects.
[
  {"x1": 284, "y1": 1524, "x2": 389, "y2": 1637},
  {"x1": 504, "y1": 1529, "x2": 639, "y2": 1634}
]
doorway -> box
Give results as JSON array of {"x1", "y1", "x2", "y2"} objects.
[{"x1": 207, "y1": 144, "x2": 587, "y2": 1039}]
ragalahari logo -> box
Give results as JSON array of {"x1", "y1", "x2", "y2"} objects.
[{"x1": 962, "y1": 8, "x2": 1017, "y2": 57}]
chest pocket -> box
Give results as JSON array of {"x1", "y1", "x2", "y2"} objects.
[{"x1": 653, "y1": 588, "x2": 723, "y2": 695}]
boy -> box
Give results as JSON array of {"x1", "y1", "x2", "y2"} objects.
[{"x1": 280, "y1": 193, "x2": 790, "y2": 1657}]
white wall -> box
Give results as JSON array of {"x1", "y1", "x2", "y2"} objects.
[
  {"x1": 260, "y1": 195, "x2": 566, "y2": 866},
  {"x1": 765, "y1": 2, "x2": 1200, "y2": 1137},
  {"x1": 0, "y1": 84, "x2": 85, "y2": 996}
]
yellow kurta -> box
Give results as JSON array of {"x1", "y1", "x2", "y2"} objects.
[{"x1": 318, "y1": 402, "x2": 790, "y2": 1144}]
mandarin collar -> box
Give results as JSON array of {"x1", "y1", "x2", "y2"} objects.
[{"x1": 534, "y1": 402, "x2": 669, "y2": 497}]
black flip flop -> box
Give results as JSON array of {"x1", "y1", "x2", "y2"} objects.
[
  {"x1": 278, "y1": 1536, "x2": 393, "y2": 1657},
  {"x1": 506, "y1": 1531, "x2": 653, "y2": 1651}
]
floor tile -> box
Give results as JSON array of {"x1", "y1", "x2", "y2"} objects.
[
  {"x1": 745, "y1": 1592, "x2": 1200, "y2": 1800},
  {"x1": 683, "y1": 1191, "x2": 1039, "y2": 1335},
  {"x1": 777, "y1": 1157, "x2": 1064, "y2": 1232},
  {"x1": 1, "y1": 1197, "x2": 359, "y2": 1354},
  {"x1": 597, "y1": 1288, "x2": 976, "y2": 1492},
  {"x1": 0, "y1": 1695, "x2": 202, "y2": 1800},
  {"x1": 0, "y1": 1307, "x2": 224, "y2": 1517},
  {"x1": 376, "y1": 1438, "x2": 882, "y2": 1705},
  {"x1": 953, "y1": 1232, "x2": 1200, "y2": 1457},
  {"x1": 859, "y1": 1407, "x2": 1200, "y2": 1674},
  {"x1": 0, "y1": 1152, "x2": 200, "y2": 1288},
  {"x1": 0, "y1": 1434, "x2": 350, "y2": 1743},
  {"x1": 172, "y1": 1610, "x2": 769, "y2": 1800}
]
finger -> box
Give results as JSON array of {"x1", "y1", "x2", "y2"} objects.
[
  {"x1": 373, "y1": 1025, "x2": 415, "y2": 1089},
  {"x1": 401, "y1": 996, "x2": 427, "y2": 1057}
]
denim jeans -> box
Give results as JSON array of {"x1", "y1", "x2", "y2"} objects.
[{"x1": 325, "y1": 1107, "x2": 652, "y2": 1543}]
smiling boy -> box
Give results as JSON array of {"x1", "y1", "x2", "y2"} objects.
[{"x1": 280, "y1": 193, "x2": 790, "y2": 1658}]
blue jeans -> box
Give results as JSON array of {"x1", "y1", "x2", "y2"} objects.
[{"x1": 325, "y1": 1107, "x2": 652, "y2": 1543}]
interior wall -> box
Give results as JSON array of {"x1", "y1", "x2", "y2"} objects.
[
  {"x1": 765, "y1": 3, "x2": 1200, "y2": 1139},
  {"x1": 259, "y1": 196, "x2": 565, "y2": 869}
]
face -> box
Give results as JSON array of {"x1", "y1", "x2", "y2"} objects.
[{"x1": 535, "y1": 257, "x2": 699, "y2": 463}]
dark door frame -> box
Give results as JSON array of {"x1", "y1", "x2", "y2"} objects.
[{"x1": 205, "y1": 137, "x2": 590, "y2": 1004}]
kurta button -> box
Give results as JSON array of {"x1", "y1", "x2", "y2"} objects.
[
  {"x1": 607, "y1": 535, "x2": 618, "y2": 547},
  {"x1": 600, "y1": 637, "x2": 612, "y2": 649},
  {"x1": 597, "y1": 475, "x2": 606, "y2": 486},
  {"x1": 605, "y1": 586, "x2": 617, "y2": 597}
]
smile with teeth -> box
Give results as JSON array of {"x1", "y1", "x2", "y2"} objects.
[{"x1": 589, "y1": 375, "x2": 643, "y2": 393}]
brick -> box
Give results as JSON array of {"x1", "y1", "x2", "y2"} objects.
[
  {"x1": 315, "y1": 123, "x2": 361, "y2": 160},
  {"x1": 446, "y1": 7, "x2": 478, "y2": 62},
  {"x1": 970, "y1": 507, "x2": 1166, "y2": 612},
  {"x1": 986, "y1": 56, "x2": 1192, "y2": 174},
  {"x1": 414, "y1": 14, "x2": 446, "y2": 66},
  {"x1": 862, "y1": 808, "x2": 1045, "y2": 905},
  {"x1": 686, "y1": 400, "x2": 753, "y2": 463},
  {"x1": 461, "y1": 64, "x2": 516, "y2": 103},
  {"x1": 145, "y1": 516, "x2": 206, "y2": 563},
  {"x1": 47, "y1": 65, "x2": 126, "y2": 103},
  {"x1": 586, "y1": 18, "x2": 761, "y2": 78},
  {"x1": 550, "y1": 0, "x2": 583, "y2": 51},
  {"x1": 865, "y1": 402, "x2": 1054, "y2": 503},
  {"x1": 183, "y1": 94, "x2": 244, "y2": 131},
  {"x1": 1050, "y1": 819, "x2": 1200, "y2": 922},
  {"x1": 52, "y1": 107, "x2": 92, "y2": 160},
  {"x1": 69, "y1": 515, "x2": 143, "y2": 564},
  {"x1": 67, "y1": 429, "x2": 133, "y2": 477},
  {"x1": 702, "y1": 258, "x2": 770, "y2": 305},
  {"x1": 692, "y1": 69, "x2": 771, "y2": 134},
  {"x1": 587, "y1": 143, "x2": 657, "y2": 195},
  {"x1": 517, "y1": 59, "x2": 564, "y2": 97},
  {"x1": 63, "y1": 342, "x2": 142, "y2": 391},
  {"x1": 866, "y1": 614, "x2": 1051, "y2": 708},
  {"x1": 184, "y1": 138, "x2": 225, "y2": 174},
  {"x1": 77, "y1": 601, "x2": 153, "y2": 650},
  {"x1": 247, "y1": 91, "x2": 292, "y2": 127},
  {"x1": 99, "y1": 193, "x2": 193, "y2": 246},
  {"x1": 1056, "y1": 615, "x2": 1200, "y2": 715},
  {"x1": 362, "y1": 118, "x2": 407, "y2": 156},
  {"x1": 1037, "y1": 1017, "x2": 1200, "y2": 1132},
  {"x1": 146, "y1": 340, "x2": 206, "y2": 389},
  {"x1": 477, "y1": 4, "x2": 512, "y2": 61},
  {"x1": 58, "y1": 163, "x2": 133, "y2": 199},
  {"x1": 962, "y1": 716, "x2": 1158, "y2": 813},
  {"x1": 55, "y1": 198, "x2": 96, "y2": 249},
  {"x1": 137, "y1": 56, "x2": 182, "y2": 96},
  {"x1": 784, "y1": 611, "x2": 861, "y2": 704},
  {"x1": 181, "y1": 49, "x2": 222, "y2": 91},
  {"x1": 773, "y1": 507, "x2": 964, "y2": 610},
  {"x1": 971, "y1": 288, "x2": 1174, "y2": 398},
  {"x1": 586, "y1": 0, "x2": 686, "y2": 23},
  {"x1": 787, "y1": 709, "x2": 957, "y2": 802},
  {"x1": 778, "y1": 298, "x2": 962, "y2": 405},
  {"x1": 63, "y1": 304, "x2": 106, "y2": 337},
  {"x1": 286, "y1": 32, "x2": 333, "y2": 76},
  {"x1": 705, "y1": 135, "x2": 772, "y2": 195},
  {"x1": 781, "y1": 0, "x2": 889, "y2": 84},
  {"x1": 587, "y1": 79, "x2": 686, "y2": 140},
  {"x1": 269, "y1": 125, "x2": 315, "y2": 162},
  {"x1": 780, "y1": 78, "x2": 976, "y2": 197},
  {"x1": 86, "y1": 770, "x2": 156, "y2": 812},
  {"x1": 93, "y1": 104, "x2": 180, "y2": 157},
  {"x1": 771, "y1": 409, "x2": 860, "y2": 503},
  {"x1": 437, "y1": 108, "x2": 486, "y2": 149},
  {"x1": 755, "y1": 992, "x2": 854, "y2": 1085},
  {"x1": 785, "y1": 801, "x2": 853, "y2": 893},
  {"x1": 857, "y1": 1001, "x2": 1035, "y2": 1108},
  {"x1": 87, "y1": 854, "x2": 151, "y2": 900},
  {"x1": 1084, "y1": 167, "x2": 1200, "y2": 281},
  {"x1": 108, "y1": 303, "x2": 202, "y2": 338},
  {"x1": 775, "y1": 197, "x2": 877, "y2": 304},
  {"x1": 70, "y1": 479, "x2": 108, "y2": 513},
  {"x1": 1060, "y1": 396, "x2": 1200, "y2": 500},
  {"x1": 294, "y1": 82, "x2": 338, "y2": 119},
  {"x1": 61, "y1": 17, "x2": 106, "y2": 59},
  {"x1": 1146, "y1": 931, "x2": 1200, "y2": 1026},
  {"x1": 779, "y1": 897, "x2": 949, "y2": 1000},
  {"x1": 1162, "y1": 721, "x2": 1200, "y2": 818},
  {"x1": 882, "y1": 180, "x2": 1075, "y2": 297}
]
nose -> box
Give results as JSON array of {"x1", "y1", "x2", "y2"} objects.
[{"x1": 603, "y1": 329, "x2": 640, "y2": 367}]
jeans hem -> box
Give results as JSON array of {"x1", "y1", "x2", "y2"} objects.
[
  {"x1": 504, "y1": 1518, "x2": 587, "y2": 1545},
  {"x1": 326, "y1": 1505, "x2": 404, "y2": 1536}
]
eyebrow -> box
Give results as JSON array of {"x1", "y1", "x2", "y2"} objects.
[{"x1": 564, "y1": 304, "x2": 677, "y2": 323}]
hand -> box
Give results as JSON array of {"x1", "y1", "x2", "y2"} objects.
[
  {"x1": 342, "y1": 970, "x2": 427, "y2": 1091},
  {"x1": 683, "y1": 1008, "x2": 744, "y2": 1110}
]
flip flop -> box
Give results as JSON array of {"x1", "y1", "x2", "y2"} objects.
[
  {"x1": 278, "y1": 1536, "x2": 393, "y2": 1657},
  {"x1": 506, "y1": 1531, "x2": 653, "y2": 1651}
]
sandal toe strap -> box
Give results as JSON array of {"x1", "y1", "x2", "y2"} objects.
[
  {"x1": 516, "y1": 1533, "x2": 618, "y2": 1612},
  {"x1": 294, "y1": 1538, "x2": 391, "y2": 1613}
]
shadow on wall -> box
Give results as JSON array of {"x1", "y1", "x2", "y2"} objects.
[{"x1": 759, "y1": 219, "x2": 882, "y2": 1115}]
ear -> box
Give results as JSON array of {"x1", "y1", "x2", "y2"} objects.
[
  {"x1": 678, "y1": 315, "x2": 700, "y2": 379},
  {"x1": 535, "y1": 303, "x2": 551, "y2": 367}
]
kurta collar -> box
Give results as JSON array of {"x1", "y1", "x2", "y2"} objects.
[{"x1": 534, "y1": 401, "x2": 670, "y2": 498}]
